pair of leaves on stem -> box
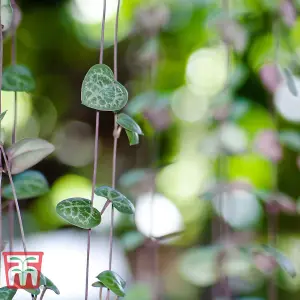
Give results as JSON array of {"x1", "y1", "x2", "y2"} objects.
[
  {"x1": 56, "y1": 186, "x2": 134, "y2": 229},
  {"x1": 81, "y1": 64, "x2": 143, "y2": 145},
  {"x1": 92, "y1": 270, "x2": 126, "y2": 297},
  {"x1": 0, "y1": 273, "x2": 59, "y2": 299}
]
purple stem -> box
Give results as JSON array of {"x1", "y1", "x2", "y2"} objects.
[{"x1": 84, "y1": 1, "x2": 107, "y2": 300}]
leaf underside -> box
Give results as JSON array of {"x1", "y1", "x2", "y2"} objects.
[{"x1": 96, "y1": 270, "x2": 126, "y2": 297}]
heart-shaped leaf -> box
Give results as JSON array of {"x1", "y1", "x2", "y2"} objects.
[
  {"x1": 91, "y1": 281, "x2": 105, "y2": 288},
  {"x1": 117, "y1": 113, "x2": 143, "y2": 135},
  {"x1": 81, "y1": 64, "x2": 128, "y2": 111},
  {"x1": 126, "y1": 130, "x2": 139, "y2": 146},
  {"x1": 283, "y1": 68, "x2": 298, "y2": 96},
  {"x1": 40, "y1": 273, "x2": 60, "y2": 295},
  {"x1": 279, "y1": 130, "x2": 300, "y2": 152},
  {"x1": 0, "y1": 110, "x2": 7, "y2": 122},
  {"x1": 6, "y1": 138, "x2": 55, "y2": 175},
  {"x1": 56, "y1": 197, "x2": 101, "y2": 229},
  {"x1": 3, "y1": 170, "x2": 49, "y2": 200},
  {"x1": 96, "y1": 270, "x2": 126, "y2": 297},
  {"x1": 2, "y1": 65, "x2": 35, "y2": 92},
  {"x1": 94, "y1": 186, "x2": 135, "y2": 214},
  {"x1": 0, "y1": 287, "x2": 17, "y2": 299},
  {"x1": 261, "y1": 244, "x2": 296, "y2": 277},
  {"x1": 1, "y1": 3, "x2": 13, "y2": 31}
]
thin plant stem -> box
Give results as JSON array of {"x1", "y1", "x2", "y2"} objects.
[
  {"x1": 107, "y1": 0, "x2": 121, "y2": 298},
  {"x1": 39, "y1": 287, "x2": 47, "y2": 300},
  {"x1": 84, "y1": 1, "x2": 107, "y2": 300},
  {"x1": 0, "y1": 4, "x2": 3, "y2": 285},
  {"x1": 0, "y1": 146, "x2": 27, "y2": 252},
  {"x1": 8, "y1": 201, "x2": 14, "y2": 252},
  {"x1": 267, "y1": 18, "x2": 280, "y2": 300},
  {"x1": 99, "y1": 287, "x2": 103, "y2": 300}
]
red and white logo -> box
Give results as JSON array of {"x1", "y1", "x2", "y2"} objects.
[{"x1": 2, "y1": 252, "x2": 44, "y2": 289}]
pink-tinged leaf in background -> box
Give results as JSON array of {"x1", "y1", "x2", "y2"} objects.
[
  {"x1": 259, "y1": 63, "x2": 282, "y2": 94},
  {"x1": 254, "y1": 130, "x2": 283, "y2": 162},
  {"x1": 280, "y1": 0, "x2": 296, "y2": 27}
]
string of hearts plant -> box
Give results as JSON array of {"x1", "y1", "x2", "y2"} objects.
[
  {"x1": 0, "y1": 1, "x2": 59, "y2": 299},
  {"x1": 55, "y1": 0, "x2": 142, "y2": 299}
]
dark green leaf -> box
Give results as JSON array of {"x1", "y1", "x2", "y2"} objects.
[
  {"x1": 261, "y1": 244, "x2": 296, "y2": 277},
  {"x1": 6, "y1": 138, "x2": 55, "y2": 175},
  {"x1": 283, "y1": 68, "x2": 298, "y2": 96},
  {"x1": 94, "y1": 186, "x2": 135, "y2": 214},
  {"x1": 117, "y1": 113, "x2": 143, "y2": 135},
  {"x1": 40, "y1": 273, "x2": 60, "y2": 295},
  {"x1": 56, "y1": 198, "x2": 101, "y2": 229},
  {"x1": 2, "y1": 65, "x2": 35, "y2": 92},
  {"x1": 3, "y1": 170, "x2": 49, "y2": 200},
  {"x1": 96, "y1": 270, "x2": 126, "y2": 297},
  {"x1": 91, "y1": 281, "x2": 105, "y2": 288},
  {"x1": 0, "y1": 110, "x2": 7, "y2": 122},
  {"x1": 81, "y1": 64, "x2": 128, "y2": 111},
  {"x1": 279, "y1": 130, "x2": 300, "y2": 152},
  {"x1": 126, "y1": 130, "x2": 139, "y2": 146},
  {"x1": 0, "y1": 287, "x2": 17, "y2": 300}
]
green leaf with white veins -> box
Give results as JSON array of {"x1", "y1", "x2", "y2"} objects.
[
  {"x1": 117, "y1": 113, "x2": 143, "y2": 135},
  {"x1": 0, "y1": 286, "x2": 17, "y2": 300},
  {"x1": 3, "y1": 170, "x2": 49, "y2": 200},
  {"x1": 2, "y1": 65, "x2": 35, "y2": 92},
  {"x1": 6, "y1": 138, "x2": 55, "y2": 174},
  {"x1": 56, "y1": 198, "x2": 101, "y2": 229},
  {"x1": 81, "y1": 64, "x2": 128, "y2": 111},
  {"x1": 94, "y1": 186, "x2": 135, "y2": 214}
]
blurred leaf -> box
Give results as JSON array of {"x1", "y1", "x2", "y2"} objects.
[
  {"x1": 91, "y1": 281, "x2": 104, "y2": 288},
  {"x1": 0, "y1": 287, "x2": 17, "y2": 299},
  {"x1": 229, "y1": 99, "x2": 250, "y2": 121},
  {"x1": 81, "y1": 64, "x2": 128, "y2": 111},
  {"x1": 6, "y1": 138, "x2": 55, "y2": 175},
  {"x1": 1, "y1": 3, "x2": 13, "y2": 31},
  {"x1": 118, "y1": 168, "x2": 150, "y2": 188},
  {"x1": 94, "y1": 186, "x2": 135, "y2": 214},
  {"x1": 283, "y1": 67, "x2": 298, "y2": 96},
  {"x1": 124, "y1": 283, "x2": 152, "y2": 300},
  {"x1": 2, "y1": 65, "x2": 35, "y2": 92},
  {"x1": 96, "y1": 270, "x2": 126, "y2": 297},
  {"x1": 125, "y1": 91, "x2": 155, "y2": 115},
  {"x1": 40, "y1": 273, "x2": 60, "y2": 295},
  {"x1": 3, "y1": 170, "x2": 49, "y2": 200},
  {"x1": 56, "y1": 198, "x2": 101, "y2": 229},
  {"x1": 121, "y1": 231, "x2": 145, "y2": 251},
  {"x1": 126, "y1": 130, "x2": 139, "y2": 146},
  {"x1": 279, "y1": 130, "x2": 300, "y2": 151},
  {"x1": 117, "y1": 113, "x2": 143, "y2": 135},
  {"x1": 0, "y1": 110, "x2": 7, "y2": 122},
  {"x1": 261, "y1": 244, "x2": 296, "y2": 277}
]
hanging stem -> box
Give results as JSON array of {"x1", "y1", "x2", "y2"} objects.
[
  {"x1": 0, "y1": 146, "x2": 27, "y2": 252},
  {"x1": 84, "y1": 1, "x2": 107, "y2": 300},
  {"x1": 0, "y1": 4, "x2": 3, "y2": 286},
  {"x1": 107, "y1": 0, "x2": 121, "y2": 299}
]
